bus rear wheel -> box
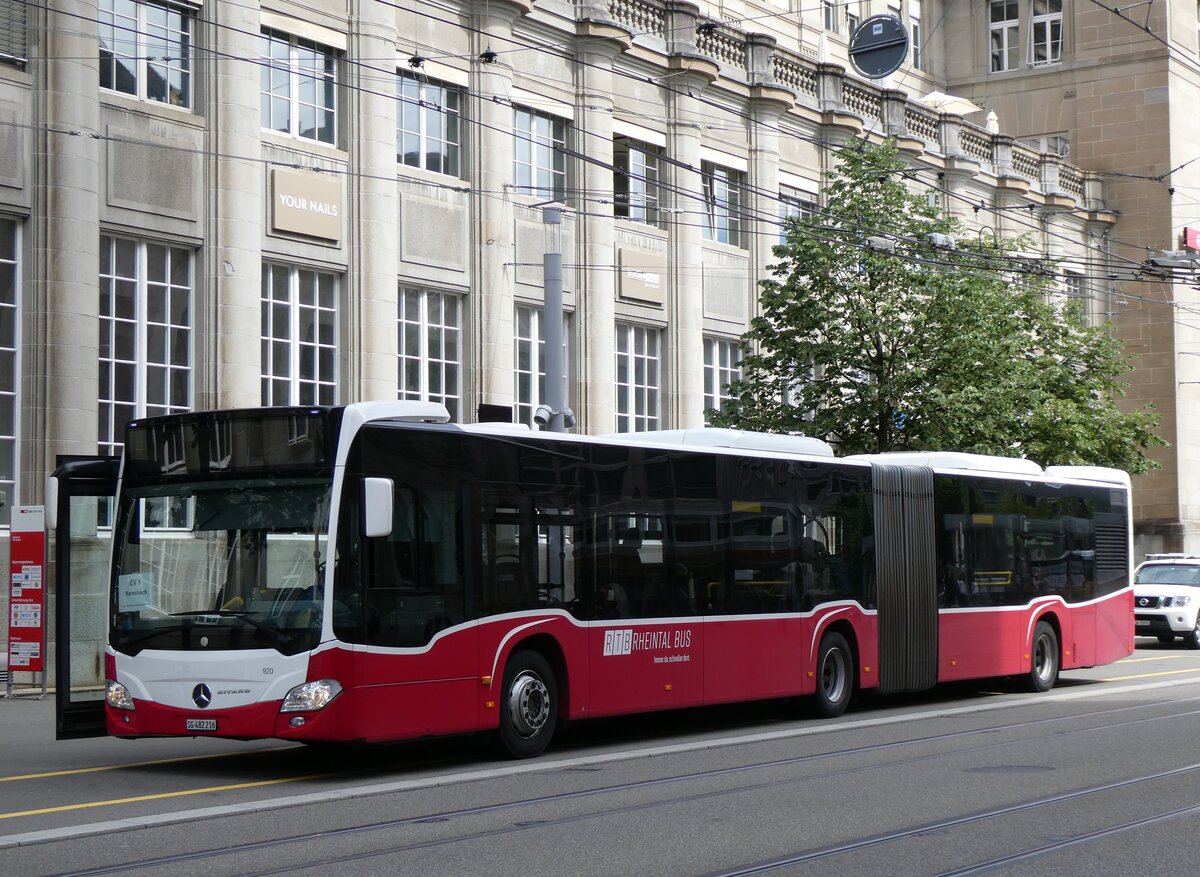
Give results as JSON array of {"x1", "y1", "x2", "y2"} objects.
[
  {"x1": 811, "y1": 630, "x2": 854, "y2": 718},
  {"x1": 1026, "y1": 620, "x2": 1060, "y2": 692},
  {"x1": 495, "y1": 650, "x2": 558, "y2": 759}
]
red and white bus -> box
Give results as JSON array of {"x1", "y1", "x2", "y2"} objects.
[{"x1": 51, "y1": 402, "x2": 1134, "y2": 757}]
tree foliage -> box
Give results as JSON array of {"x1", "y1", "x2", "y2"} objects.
[{"x1": 710, "y1": 140, "x2": 1166, "y2": 474}]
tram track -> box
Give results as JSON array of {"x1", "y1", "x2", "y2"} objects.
[
  {"x1": 39, "y1": 695, "x2": 1200, "y2": 877},
  {"x1": 703, "y1": 762, "x2": 1200, "y2": 876}
]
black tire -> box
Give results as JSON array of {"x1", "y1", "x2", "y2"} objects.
[
  {"x1": 1026, "y1": 620, "x2": 1060, "y2": 692},
  {"x1": 1184, "y1": 619, "x2": 1200, "y2": 650},
  {"x1": 810, "y1": 630, "x2": 854, "y2": 718},
  {"x1": 495, "y1": 650, "x2": 558, "y2": 759}
]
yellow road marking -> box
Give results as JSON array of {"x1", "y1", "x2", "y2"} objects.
[
  {"x1": 0, "y1": 772, "x2": 329, "y2": 820},
  {"x1": 1119, "y1": 655, "x2": 1186, "y2": 664},
  {"x1": 1101, "y1": 667, "x2": 1200, "y2": 682},
  {"x1": 0, "y1": 745, "x2": 299, "y2": 783}
]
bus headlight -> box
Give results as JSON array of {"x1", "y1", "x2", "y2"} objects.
[
  {"x1": 106, "y1": 680, "x2": 135, "y2": 711},
  {"x1": 280, "y1": 679, "x2": 343, "y2": 713}
]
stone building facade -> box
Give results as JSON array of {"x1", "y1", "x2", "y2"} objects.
[
  {"x1": 0, "y1": 0, "x2": 1121, "y2": 677},
  {"x1": 936, "y1": 0, "x2": 1200, "y2": 554}
]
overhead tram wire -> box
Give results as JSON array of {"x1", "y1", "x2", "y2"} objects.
[
  {"x1": 28, "y1": 0, "x2": 1155, "y2": 274},
  {"x1": 16, "y1": 0, "x2": 1193, "y2": 320},
  {"x1": 8, "y1": 111, "x2": 1192, "y2": 330}
]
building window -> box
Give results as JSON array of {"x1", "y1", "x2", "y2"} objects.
[
  {"x1": 261, "y1": 264, "x2": 337, "y2": 406},
  {"x1": 614, "y1": 138, "x2": 663, "y2": 228},
  {"x1": 98, "y1": 235, "x2": 192, "y2": 531},
  {"x1": 100, "y1": 0, "x2": 192, "y2": 107},
  {"x1": 397, "y1": 72, "x2": 461, "y2": 176},
  {"x1": 989, "y1": 0, "x2": 1019, "y2": 72},
  {"x1": 0, "y1": 218, "x2": 17, "y2": 524},
  {"x1": 514, "y1": 305, "x2": 568, "y2": 429},
  {"x1": 824, "y1": 1, "x2": 839, "y2": 33},
  {"x1": 0, "y1": 1, "x2": 27, "y2": 66},
  {"x1": 1031, "y1": 0, "x2": 1063, "y2": 66},
  {"x1": 1062, "y1": 272, "x2": 1084, "y2": 300},
  {"x1": 260, "y1": 28, "x2": 337, "y2": 144},
  {"x1": 703, "y1": 337, "x2": 741, "y2": 422},
  {"x1": 780, "y1": 191, "x2": 818, "y2": 243},
  {"x1": 615, "y1": 322, "x2": 661, "y2": 433},
  {"x1": 910, "y1": 0, "x2": 924, "y2": 70},
  {"x1": 1020, "y1": 133, "x2": 1070, "y2": 157},
  {"x1": 398, "y1": 287, "x2": 461, "y2": 422},
  {"x1": 514, "y1": 107, "x2": 567, "y2": 200},
  {"x1": 515, "y1": 305, "x2": 545, "y2": 429},
  {"x1": 846, "y1": 3, "x2": 860, "y2": 37},
  {"x1": 702, "y1": 162, "x2": 746, "y2": 247}
]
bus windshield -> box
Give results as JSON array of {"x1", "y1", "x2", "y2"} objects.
[{"x1": 109, "y1": 477, "x2": 331, "y2": 656}]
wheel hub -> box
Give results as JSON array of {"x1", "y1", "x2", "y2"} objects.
[{"x1": 507, "y1": 670, "x2": 550, "y2": 738}]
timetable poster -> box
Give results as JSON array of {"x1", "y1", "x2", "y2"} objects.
[{"x1": 8, "y1": 506, "x2": 45, "y2": 672}]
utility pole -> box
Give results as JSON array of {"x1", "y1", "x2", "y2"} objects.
[{"x1": 536, "y1": 206, "x2": 575, "y2": 432}]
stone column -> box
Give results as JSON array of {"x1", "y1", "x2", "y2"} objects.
[
  {"x1": 208, "y1": 0, "x2": 264, "y2": 409},
  {"x1": 661, "y1": 2, "x2": 717, "y2": 429},
  {"x1": 348, "y1": 0, "x2": 398, "y2": 402},
  {"x1": 575, "y1": 24, "x2": 629, "y2": 433},
  {"x1": 35, "y1": 0, "x2": 101, "y2": 478},
  {"x1": 668, "y1": 75, "x2": 710, "y2": 429},
  {"x1": 470, "y1": 0, "x2": 530, "y2": 418}
]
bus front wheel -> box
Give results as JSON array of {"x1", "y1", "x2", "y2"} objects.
[
  {"x1": 1026, "y1": 620, "x2": 1060, "y2": 692},
  {"x1": 811, "y1": 630, "x2": 854, "y2": 718},
  {"x1": 495, "y1": 650, "x2": 558, "y2": 759}
]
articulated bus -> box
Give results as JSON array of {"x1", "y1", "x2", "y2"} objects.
[{"x1": 50, "y1": 402, "x2": 1134, "y2": 757}]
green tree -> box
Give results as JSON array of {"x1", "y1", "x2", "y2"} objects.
[{"x1": 711, "y1": 140, "x2": 1165, "y2": 474}]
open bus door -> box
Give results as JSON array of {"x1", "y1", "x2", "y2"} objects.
[{"x1": 48, "y1": 457, "x2": 120, "y2": 739}]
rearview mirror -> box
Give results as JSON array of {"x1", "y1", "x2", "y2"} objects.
[{"x1": 362, "y1": 477, "x2": 393, "y2": 538}]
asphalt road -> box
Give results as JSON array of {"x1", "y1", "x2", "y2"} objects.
[{"x1": 2, "y1": 640, "x2": 1199, "y2": 876}]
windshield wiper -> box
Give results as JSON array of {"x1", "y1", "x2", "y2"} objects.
[{"x1": 169, "y1": 610, "x2": 295, "y2": 645}]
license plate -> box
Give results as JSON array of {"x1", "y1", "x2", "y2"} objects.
[
  {"x1": 186, "y1": 718, "x2": 217, "y2": 732},
  {"x1": 1135, "y1": 619, "x2": 1150, "y2": 626}
]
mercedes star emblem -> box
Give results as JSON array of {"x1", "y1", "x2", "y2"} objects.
[{"x1": 192, "y1": 683, "x2": 212, "y2": 709}]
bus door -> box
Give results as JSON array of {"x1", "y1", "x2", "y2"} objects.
[
  {"x1": 871, "y1": 463, "x2": 938, "y2": 695},
  {"x1": 48, "y1": 456, "x2": 120, "y2": 739}
]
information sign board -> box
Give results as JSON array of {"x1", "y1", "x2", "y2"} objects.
[{"x1": 8, "y1": 506, "x2": 45, "y2": 673}]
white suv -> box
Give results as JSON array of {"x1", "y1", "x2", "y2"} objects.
[{"x1": 1134, "y1": 555, "x2": 1200, "y2": 648}]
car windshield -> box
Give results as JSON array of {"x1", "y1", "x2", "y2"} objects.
[
  {"x1": 110, "y1": 477, "x2": 331, "y2": 656},
  {"x1": 1136, "y1": 564, "x2": 1200, "y2": 586}
]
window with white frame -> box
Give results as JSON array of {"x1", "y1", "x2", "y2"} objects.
[
  {"x1": 910, "y1": 0, "x2": 924, "y2": 70},
  {"x1": 614, "y1": 137, "x2": 664, "y2": 228},
  {"x1": 989, "y1": 0, "x2": 1019, "y2": 72},
  {"x1": 260, "y1": 28, "x2": 337, "y2": 144},
  {"x1": 0, "y1": 218, "x2": 17, "y2": 525},
  {"x1": 846, "y1": 2, "x2": 860, "y2": 37},
  {"x1": 1062, "y1": 271, "x2": 1085, "y2": 302},
  {"x1": 99, "y1": 0, "x2": 192, "y2": 107},
  {"x1": 703, "y1": 337, "x2": 741, "y2": 422},
  {"x1": 702, "y1": 162, "x2": 746, "y2": 247},
  {"x1": 824, "y1": 0, "x2": 839, "y2": 33},
  {"x1": 780, "y1": 190, "x2": 818, "y2": 243},
  {"x1": 398, "y1": 286, "x2": 462, "y2": 422},
  {"x1": 1020, "y1": 132, "x2": 1070, "y2": 157},
  {"x1": 1031, "y1": 0, "x2": 1063, "y2": 66},
  {"x1": 99, "y1": 235, "x2": 192, "y2": 527},
  {"x1": 514, "y1": 107, "x2": 567, "y2": 200},
  {"x1": 514, "y1": 304, "x2": 569, "y2": 429},
  {"x1": 515, "y1": 305, "x2": 545, "y2": 429},
  {"x1": 261, "y1": 264, "x2": 337, "y2": 407},
  {"x1": 615, "y1": 322, "x2": 661, "y2": 433},
  {"x1": 397, "y1": 72, "x2": 461, "y2": 176}
]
